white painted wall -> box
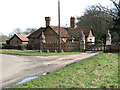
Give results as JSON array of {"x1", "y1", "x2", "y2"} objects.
[{"x1": 88, "y1": 36, "x2": 95, "y2": 42}]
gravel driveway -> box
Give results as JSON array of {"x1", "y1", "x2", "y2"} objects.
[{"x1": 0, "y1": 51, "x2": 102, "y2": 89}]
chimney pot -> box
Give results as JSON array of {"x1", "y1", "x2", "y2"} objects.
[
  {"x1": 70, "y1": 17, "x2": 76, "y2": 28},
  {"x1": 45, "y1": 17, "x2": 51, "y2": 27}
]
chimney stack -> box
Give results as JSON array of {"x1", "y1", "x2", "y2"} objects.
[
  {"x1": 45, "y1": 17, "x2": 51, "y2": 27},
  {"x1": 70, "y1": 17, "x2": 76, "y2": 28}
]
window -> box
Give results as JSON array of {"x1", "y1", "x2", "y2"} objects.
[
  {"x1": 16, "y1": 41, "x2": 18, "y2": 43},
  {"x1": 23, "y1": 38, "x2": 26, "y2": 40}
]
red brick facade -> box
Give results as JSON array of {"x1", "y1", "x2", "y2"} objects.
[
  {"x1": 44, "y1": 27, "x2": 59, "y2": 42},
  {"x1": 10, "y1": 36, "x2": 22, "y2": 45},
  {"x1": 28, "y1": 26, "x2": 59, "y2": 44},
  {"x1": 9, "y1": 34, "x2": 29, "y2": 46},
  {"x1": 27, "y1": 17, "x2": 95, "y2": 50}
]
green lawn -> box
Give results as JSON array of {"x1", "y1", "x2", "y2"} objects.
[
  {"x1": 13, "y1": 53, "x2": 118, "y2": 88},
  {"x1": 0, "y1": 50, "x2": 82, "y2": 56}
]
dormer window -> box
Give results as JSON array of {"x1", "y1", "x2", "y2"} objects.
[{"x1": 22, "y1": 38, "x2": 26, "y2": 40}]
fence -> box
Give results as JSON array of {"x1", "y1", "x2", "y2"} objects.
[
  {"x1": 3, "y1": 41, "x2": 119, "y2": 53},
  {"x1": 40, "y1": 42, "x2": 84, "y2": 52},
  {"x1": 106, "y1": 43, "x2": 119, "y2": 52},
  {"x1": 85, "y1": 42, "x2": 119, "y2": 52}
]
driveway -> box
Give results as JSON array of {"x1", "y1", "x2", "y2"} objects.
[{"x1": 0, "y1": 51, "x2": 102, "y2": 89}]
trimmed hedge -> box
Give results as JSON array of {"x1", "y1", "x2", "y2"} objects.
[{"x1": 2, "y1": 44, "x2": 29, "y2": 50}]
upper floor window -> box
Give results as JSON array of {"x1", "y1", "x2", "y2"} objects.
[{"x1": 22, "y1": 38, "x2": 26, "y2": 40}]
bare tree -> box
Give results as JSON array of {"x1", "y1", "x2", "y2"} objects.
[
  {"x1": 23, "y1": 28, "x2": 37, "y2": 35},
  {"x1": 9, "y1": 28, "x2": 23, "y2": 37},
  {"x1": 110, "y1": 0, "x2": 120, "y2": 41},
  {"x1": 110, "y1": 0, "x2": 120, "y2": 11},
  {"x1": 77, "y1": 4, "x2": 113, "y2": 40}
]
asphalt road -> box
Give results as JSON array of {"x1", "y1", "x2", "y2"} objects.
[{"x1": 1, "y1": 51, "x2": 102, "y2": 89}]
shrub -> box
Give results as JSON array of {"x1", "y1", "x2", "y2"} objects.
[
  {"x1": 14, "y1": 44, "x2": 27, "y2": 50},
  {"x1": 27, "y1": 44, "x2": 33, "y2": 50},
  {"x1": 2, "y1": 44, "x2": 28, "y2": 50},
  {"x1": 96, "y1": 40, "x2": 103, "y2": 43},
  {"x1": 2, "y1": 44, "x2": 14, "y2": 49}
]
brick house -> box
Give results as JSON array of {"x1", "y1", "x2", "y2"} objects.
[
  {"x1": 28, "y1": 17, "x2": 95, "y2": 45},
  {"x1": 9, "y1": 34, "x2": 29, "y2": 46}
]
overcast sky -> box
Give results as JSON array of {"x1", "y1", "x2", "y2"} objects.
[{"x1": 0, "y1": 0, "x2": 113, "y2": 36}]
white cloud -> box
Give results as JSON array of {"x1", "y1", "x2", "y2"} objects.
[{"x1": 0, "y1": 0, "x2": 113, "y2": 36}]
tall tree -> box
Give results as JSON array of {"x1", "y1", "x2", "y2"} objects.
[
  {"x1": 9, "y1": 28, "x2": 23, "y2": 37},
  {"x1": 77, "y1": 4, "x2": 113, "y2": 40},
  {"x1": 0, "y1": 33, "x2": 9, "y2": 42},
  {"x1": 110, "y1": 0, "x2": 120, "y2": 40},
  {"x1": 110, "y1": 0, "x2": 120, "y2": 12},
  {"x1": 23, "y1": 28, "x2": 37, "y2": 34}
]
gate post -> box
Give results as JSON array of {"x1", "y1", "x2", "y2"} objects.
[
  {"x1": 106, "y1": 30, "x2": 111, "y2": 52},
  {"x1": 80, "y1": 31, "x2": 85, "y2": 52},
  {"x1": 40, "y1": 32, "x2": 46, "y2": 51}
]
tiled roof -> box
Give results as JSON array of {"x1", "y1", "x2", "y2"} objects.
[
  {"x1": 65, "y1": 27, "x2": 91, "y2": 38},
  {"x1": 51, "y1": 26, "x2": 92, "y2": 38},
  {"x1": 51, "y1": 26, "x2": 70, "y2": 37},
  {"x1": 16, "y1": 34, "x2": 29, "y2": 41},
  {"x1": 76, "y1": 28, "x2": 91, "y2": 37},
  {"x1": 28, "y1": 26, "x2": 70, "y2": 38},
  {"x1": 27, "y1": 27, "x2": 46, "y2": 38},
  {"x1": 28, "y1": 25, "x2": 93, "y2": 39}
]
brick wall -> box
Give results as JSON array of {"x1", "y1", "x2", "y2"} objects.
[
  {"x1": 29, "y1": 38, "x2": 40, "y2": 44},
  {"x1": 40, "y1": 42, "x2": 84, "y2": 52},
  {"x1": 10, "y1": 36, "x2": 22, "y2": 45},
  {"x1": 28, "y1": 27, "x2": 59, "y2": 45},
  {"x1": 44, "y1": 27, "x2": 59, "y2": 42}
]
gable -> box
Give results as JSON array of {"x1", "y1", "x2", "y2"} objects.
[
  {"x1": 9, "y1": 35, "x2": 22, "y2": 45},
  {"x1": 9, "y1": 34, "x2": 22, "y2": 42},
  {"x1": 9, "y1": 34, "x2": 29, "y2": 42},
  {"x1": 38, "y1": 26, "x2": 59, "y2": 38},
  {"x1": 88, "y1": 30, "x2": 94, "y2": 37},
  {"x1": 45, "y1": 27, "x2": 58, "y2": 36},
  {"x1": 28, "y1": 28, "x2": 45, "y2": 38},
  {"x1": 38, "y1": 26, "x2": 70, "y2": 38},
  {"x1": 75, "y1": 28, "x2": 91, "y2": 37}
]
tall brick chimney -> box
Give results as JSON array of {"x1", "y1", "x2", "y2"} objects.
[
  {"x1": 45, "y1": 17, "x2": 51, "y2": 27},
  {"x1": 70, "y1": 17, "x2": 76, "y2": 28}
]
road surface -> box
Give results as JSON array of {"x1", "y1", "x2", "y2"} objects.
[{"x1": 0, "y1": 51, "x2": 102, "y2": 89}]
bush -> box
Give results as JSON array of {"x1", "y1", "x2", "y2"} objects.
[
  {"x1": 17, "y1": 44, "x2": 27, "y2": 50},
  {"x1": 27, "y1": 44, "x2": 33, "y2": 50},
  {"x1": 2, "y1": 44, "x2": 28, "y2": 50},
  {"x1": 96, "y1": 40, "x2": 103, "y2": 43},
  {"x1": 2, "y1": 44, "x2": 15, "y2": 49}
]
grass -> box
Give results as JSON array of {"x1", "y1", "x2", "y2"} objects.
[
  {"x1": 12, "y1": 53, "x2": 118, "y2": 88},
  {"x1": 0, "y1": 42, "x2": 6, "y2": 46},
  {"x1": 0, "y1": 42, "x2": 5, "y2": 46},
  {"x1": 0, "y1": 50, "x2": 82, "y2": 56}
]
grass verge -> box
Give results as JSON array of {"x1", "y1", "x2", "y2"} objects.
[
  {"x1": 12, "y1": 53, "x2": 118, "y2": 88},
  {"x1": 0, "y1": 50, "x2": 82, "y2": 56}
]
